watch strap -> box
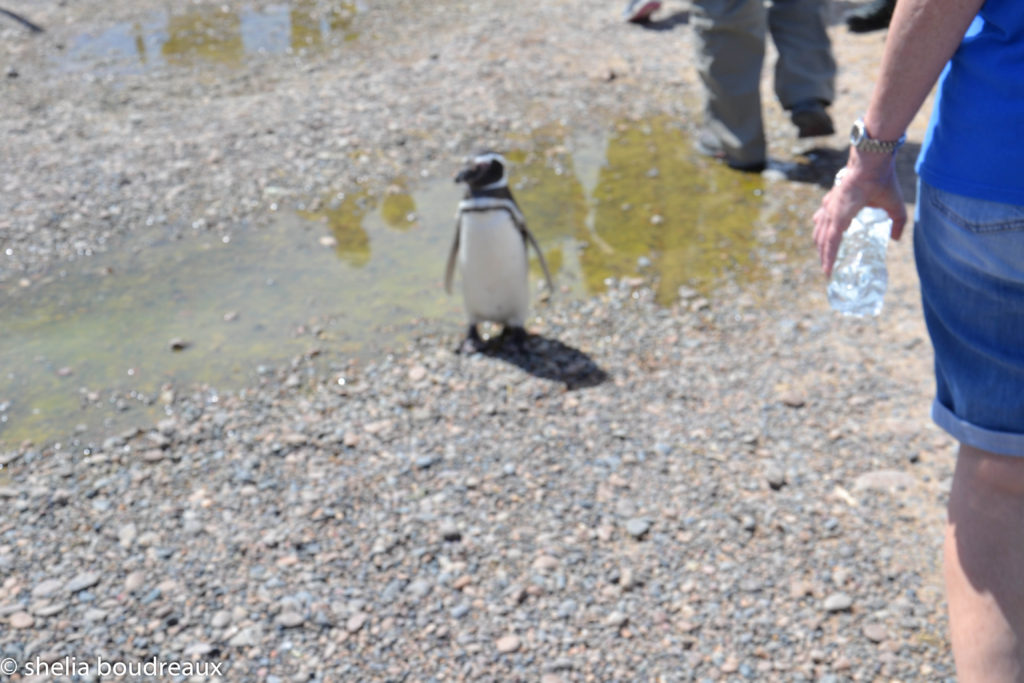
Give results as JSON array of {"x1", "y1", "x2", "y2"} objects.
[{"x1": 852, "y1": 117, "x2": 905, "y2": 154}]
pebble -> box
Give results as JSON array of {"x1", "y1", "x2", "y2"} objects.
[
  {"x1": 863, "y1": 623, "x2": 888, "y2": 643},
  {"x1": 118, "y1": 522, "x2": 137, "y2": 547},
  {"x1": 64, "y1": 572, "x2": 100, "y2": 594},
  {"x1": 556, "y1": 599, "x2": 577, "y2": 619},
  {"x1": 275, "y1": 611, "x2": 304, "y2": 628},
  {"x1": 228, "y1": 627, "x2": 259, "y2": 648},
  {"x1": 406, "y1": 579, "x2": 432, "y2": 600},
  {"x1": 32, "y1": 601, "x2": 66, "y2": 617},
  {"x1": 625, "y1": 518, "x2": 652, "y2": 539},
  {"x1": 824, "y1": 593, "x2": 854, "y2": 613},
  {"x1": 764, "y1": 464, "x2": 787, "y2": 490},
  {"x1": 618, "y1": 565, "x2": 636, "y2": 590},
  {"x1": 211, "y1": 610, "x2": 233, "y2": 628},
  {"x1": 780, "y1": 391, "x2": 806, "y2": 408},
  {"x1": 10, "y1": 611, "x2": 34, "y2": 628},
  {"x1": 346, "y1": 613, "x2": 368, "y2": 633},
  {"x1": 440, "y1": 520, "x2": 462, "y2": 542},
  {"x1": 415, "y1": 454, "x2": 438, "y2": 470},
  {"x1": 31, "y1": 578, "x2": 64, "y2": 599},
  {"x1": 532, "y1": 555, "x2": 559, "y2": 572},
  {"x1": 84, "y1": 608, "x2": 107, "y2": 622},
  {"x1": 496, "y1": 634, "x2": 521, "y2": 654},
  {"x1": 853, "y1": 469, "x2": 917, "y2": 493},
  {"x1": 124, "y1": 571, "x2": 146, "y2": 592},
  {"x1": 606, "y1": 611, "x2": 629, "y2": 628}
]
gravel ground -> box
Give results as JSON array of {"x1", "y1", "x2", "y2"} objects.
[{"x1": 1, "y1": 1, "x2": 958, "y2": 681}]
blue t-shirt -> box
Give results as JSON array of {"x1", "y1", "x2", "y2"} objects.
[{"x1": 916, "y1": 0, "x2": 1024, "y2": 205}]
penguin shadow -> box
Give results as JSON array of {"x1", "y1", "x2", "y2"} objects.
[
  {"x1": 635, "y1": 10, "x2": 690, "y2": 30},
  {"x1": 472, "y1": 332, "x2": 610, "y2": 391},
  {"x1": 780, "y1": 142, "x2": 922, "y2": 205}
]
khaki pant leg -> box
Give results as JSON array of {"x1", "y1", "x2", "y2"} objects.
[
  {"x1": 691, "y1": 0, "x2": 768, "y2": 165},
  {"x1": 768, "y1": 0, "x2": 836, "y2": 109}
]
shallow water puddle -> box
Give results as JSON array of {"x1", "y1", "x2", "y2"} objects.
[
  {"x1": 522, "y1": 120, "x2": 786, "y2": 305},
  {"x1": 0, "y1": 118, "x2": 809, "y2": 449},
  {"x1": 58, "y1": 1, "x2": 360, "y2": 73},
  {"x1": 0, "y1": 184, "x2": 459, "y2": 450}
]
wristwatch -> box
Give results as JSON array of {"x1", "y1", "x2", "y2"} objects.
[{"x1": 850, "y1": 118, "x2": 905, "y2": 154}]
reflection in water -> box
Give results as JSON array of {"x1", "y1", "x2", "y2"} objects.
[
  {"x1": 291, "y1": 1, "x2": 357, "y2": 52},
  {"x1": 380, "y1": 183, "x2": 418, "y2": 231},
  {"x1": 162, "y1": 8, "x2": 243, "y2": 68},
  {"x1": 587, "y1": 118, "x2": 766, "y2": 304},
  {"x1": 507, "y1": 146, "x2": 589, "y2": 246},
  {"x1": 62, "y1": 2, "x2": 360, "y2": 72},
  {"x1": 133, "y1": 23, "x2": 147, "y2": 65},
  {"x1": 507, "y1": 143, "x2": 588, "y2": 287},
  {"x1": 300, "y1": 192, "x2": 373, "y2": 267},
  {"x1": 299, "y1": 182, "x2": 420, "y2": 265},
  {"x1": 508, "y1": 120, "x2": 782, "y2": 304}
]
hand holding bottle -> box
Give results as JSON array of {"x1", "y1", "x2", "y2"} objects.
[{"x1": 813, "y1": 150, "x2": 907, "y2": 277}]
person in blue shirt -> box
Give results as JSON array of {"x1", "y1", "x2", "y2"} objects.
[{"x1": 814, "y1": 0, "x2": 1024, "y2": 678}]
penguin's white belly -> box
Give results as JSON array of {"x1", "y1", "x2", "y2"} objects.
[{"x1": 458, "y1": 210, "x2": 529, "y2": 326}]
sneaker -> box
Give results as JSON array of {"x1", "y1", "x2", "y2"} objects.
[
  {"x1": 790, "y1": 100, "x2": 835, "y2": 138},
  {"x1": 695, "y1": 130, "x2": 767, "y2": 173},
  {"x1": 623, "y1": 0, "x2": 662, "y2": 23},
  {"x1": 846, "y1": 0, "x2": 896, "y2": 33}
]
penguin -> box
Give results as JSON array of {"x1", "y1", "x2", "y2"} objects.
[{"x1": 445, "y1": 152, "x2": 553, "y2": 352}]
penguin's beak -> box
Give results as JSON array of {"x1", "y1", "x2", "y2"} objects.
[{"x1": 454, "y1": 162, "x2": 484, "y2": 184}]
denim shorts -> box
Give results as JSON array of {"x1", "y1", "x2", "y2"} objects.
[{"x1": 914, "y1": 180, "x2": 1024, "y2": 457}]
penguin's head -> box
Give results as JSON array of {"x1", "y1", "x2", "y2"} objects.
[{"x1": 454, "y1": 152, "x2": 508, "y2": 190}]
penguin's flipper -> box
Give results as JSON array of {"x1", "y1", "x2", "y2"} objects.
[
  {"x1": 521, "y1": 224, "x2": 554, "y2": 294},
  {"x1": 444, "y1": 215, "x2": 461, "y2": 295}
]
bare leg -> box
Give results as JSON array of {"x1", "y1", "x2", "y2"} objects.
[{"x1": 945, "y1": 443, "x2": 1024, "y2": 682}]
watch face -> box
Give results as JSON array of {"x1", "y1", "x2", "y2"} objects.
[{"x1": 850, "y1": 120, "x2": 865, "y2": 145}]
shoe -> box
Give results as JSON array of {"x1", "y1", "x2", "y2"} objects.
[
  {"x1": 846, "y1": 0, "x2": 896, "y2": 33},
  {"x1": 623, "y1": 0, "x2": 662, "y2": 23},
  {"x1": 790, "y1": 100, "x2": 835, "y2": 138},
  {"x1": 695, "y1": 131, "x2": 767, "y2": 173}
]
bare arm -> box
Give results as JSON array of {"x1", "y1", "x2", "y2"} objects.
[{"x1": 813, "y1": 0, "x2": 985, "y2": 276}]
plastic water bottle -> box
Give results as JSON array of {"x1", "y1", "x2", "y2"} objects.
[{"x1": 826, "y1": 174, "x2": 891, "y2": 317}]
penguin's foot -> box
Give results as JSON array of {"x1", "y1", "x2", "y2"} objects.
[
  {"x1": 499, "y1": 325, "x2": 529, "y2": 352},
  {"x1": 456, "y1": 325, "x2": 487, "y2": 354}
]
